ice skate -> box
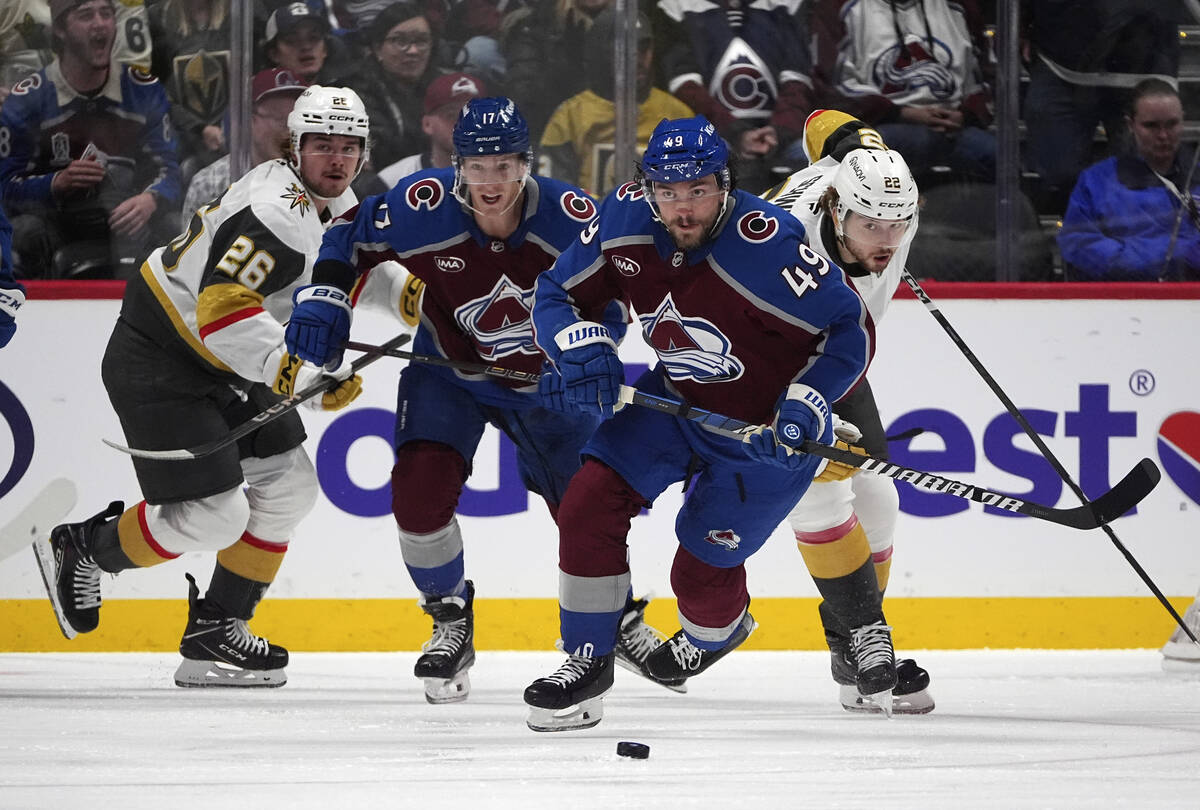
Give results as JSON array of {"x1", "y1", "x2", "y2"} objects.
[
  {"x1": 174, "y1": 573, "x2": 288, "y2": 688},
  {"x1": 643, "y1": 611, "x2": 757, "y2": 682},
  {"x1": 614, "y1": 597, "x2": 687, "y2": 693},
  {"x1": 846, "y1": 621, "x2": 898, "y2": 717},
  {"x1": 524, "y1": 651, "x2": 614, "y2": 732},
  {"x1": 414, "y1": 581, "x2": 476, "y2": 703},
  {"x1": 830, "y1": 633, "x2": 933, "y2": 714},
  {"x1": 33, "y1": 501, "x2": 123, "y2": 639},
  {"x1": 1161, "y1": 600, "x2": 1200, "y2": 674}
]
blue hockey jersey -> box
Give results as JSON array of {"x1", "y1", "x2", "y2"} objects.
[
  {"x1": 0, "y1": 60, "x2": 180, "y2": 210},
  {"x1": 317, "y1": 167, "x2": 623, "y2": 408},
  {"x1": 532, "y1": 182, "x2": 872, "y2": 426}
]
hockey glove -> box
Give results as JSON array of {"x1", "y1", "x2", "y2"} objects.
[
  {"x1": 553, "y1": 322, "x2": 623, "y2": 418},
  {"x1": 270, "y1": 352, "x2": 363, "y2": 412},
  {"x1": 536, "y1": 362, "x2": 571, "y2": 412},
  {"x1": 0, "y1": 281, "x2": 24, "y2": 349},
  {"x1": 742, "y1": 383, "x2": 833, "y2": 470},
  {"x1": 814, "y1": 415, "x2": 866, "y2": 482},
  {"x1": 285, "y1": 284, "x2": 353, "y2": 367}
]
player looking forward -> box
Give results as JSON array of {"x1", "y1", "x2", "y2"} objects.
[
  {"x1": 521, "y1": 115, "x2": 878, "y2": 732},
  {"x1": 763, "y1": 108, "x2": 932, "y2": 714},
  {"x1": 35, "y1": 87, "x2": 417, "y2": 688},
  {"x1": 285, "y1": 97, "x2": 673, "y2": 704}
]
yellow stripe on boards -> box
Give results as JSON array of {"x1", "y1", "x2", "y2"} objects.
[{"x1": 0, "y1": 597, "x2": 1189, "y2": 652}]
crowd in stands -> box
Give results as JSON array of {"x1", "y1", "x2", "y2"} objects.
[{"x1": 0, "y1": 0, "x2": 1197, "y2": 282}]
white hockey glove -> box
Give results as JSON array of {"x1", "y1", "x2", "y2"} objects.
[
  {"x1": 814, "y1": 414, "x2": 867, "y2": 483},
  {"x1": 268, "y1": 350, "x2": 363, "y2": 412}
]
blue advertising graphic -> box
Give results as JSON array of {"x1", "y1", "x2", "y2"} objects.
[{"x1": 0, "y1": 380, "x2": 34, "y2": 499}]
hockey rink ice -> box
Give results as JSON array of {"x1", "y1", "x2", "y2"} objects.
[{"x1": 2, "y1": 649, "x2": 1197, "y2": 808}]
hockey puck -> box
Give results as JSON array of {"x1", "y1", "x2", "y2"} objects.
[{"x1": 616, "y1": 741, "x2": 650, "y2": 759}]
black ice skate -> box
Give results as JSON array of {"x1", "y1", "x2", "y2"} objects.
[
  {"x1": 643, "y1": 611, "x2": 757, "y2": 682},
  {"x1": 174, "y1": 573, "x2": 288, "y2": 688},
  {"x1": 614, "y1": 597, "x2": 688, "y2": 693},
  {"x1": 414, "y1": 581, "x2": 475, "y2": 704},
  {"x1": 33, "y1": 501, "x2": 123, "y2": 639},
  {"x1": 843, "y1": 621, "x2": 898, "y2": 716},
  {"x1": 830, "y1": 632, "x2": 934, "y2": 715},
  {"x1": 524, "y1": 651, "x2": 615, "y2": 732}
]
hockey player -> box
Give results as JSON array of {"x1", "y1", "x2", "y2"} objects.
[
  {"x1": 522, "y1": 115, "x2": 884, "y2": 732},
  {"x1": 0, "y1": 202, "x2": 21, "y2": 349},
  {"x1": 284, "y1": 97, "x2": 674, "y2": 705},
  {"x1": 34, "y1": 86, "x2": 419, "y2": 688},
  {"x1": 763, "y1": 108, "x2": 933, "y2": 714},
  {"x1": 1162, "y1": 590, "x2": 1200, "y2": 673}
]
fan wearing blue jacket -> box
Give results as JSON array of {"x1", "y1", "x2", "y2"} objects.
[{"x1": 1058, "y1": 79, "x2": 1200, "y2": 281}]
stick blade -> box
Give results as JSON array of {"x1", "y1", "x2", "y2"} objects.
[
  {"x1": 1089, "y1": 458, "x2": 1162, "y2": 526},
  {"x1": 101, "y1": 437, "x2": 199, "y2": 461},
  {"x1": 0, "y1": 478, "x2": 78, "y2": 562}
]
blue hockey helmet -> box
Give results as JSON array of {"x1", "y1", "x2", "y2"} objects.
[
  {"x1": 452, "y1": 96, "x2": 531, "y2": 157},
  {"x1": 639, "y1": 116, "x2": 730, "y2": 187}
]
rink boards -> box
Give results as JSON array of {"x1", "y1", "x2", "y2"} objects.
[{"x1": 1, "y1": 283, "x2": 1198, "y2": 651}]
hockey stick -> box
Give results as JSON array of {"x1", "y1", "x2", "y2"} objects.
[
  {"x1": 0, "y1": 478, "x2": 77, "y2": 562},
  {"x1": 901, "y1": 271, "x2": 1193, "y2": 642},
  {"x1": 345, "y1": 339, "x2": 1159, "y2": 530},
  {"x1": 101, "y1": 333, "x2": 413, "y2": 461}
]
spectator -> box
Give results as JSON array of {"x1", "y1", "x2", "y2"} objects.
[
  {"x1": 538, "y1": 8, "x2": 693, "y2": 196},
  {"x1": 1, "y1": 1, "x2": 54, "y2": 107},
  {"x1": 656, "y1": 0, "x2": 815, "y2": 193},
  {"x1": 376, "y1": 70, "x2": 486, "y2": 186},
  {"x1": 1021, "y1": 0, "x2": 1181, "y2": 214},
  {"x1": 503, "y1": 0, "x2": 611, "y2": 143},
  {"x1": 347, "y1": 1, "x2": 449, "y2": 170},
  {"x1": 1058, "y1": 79, "x2": 1200, "y2": 281},
  {"x1": 180, "y1": 67, "x2": 309, "y2": 224},
  {"x1": 262, "y1": 0, "x2": 354, "y2": 85},
  {"x1": 809, "y1": 0, "x2": 994, "y2": 181},
  {"x1": 148, "y1": 0, "x2": 232, "y2": 178},
  {"x1": 0, "y1": 0, "x2": 181, "y2": 280}
]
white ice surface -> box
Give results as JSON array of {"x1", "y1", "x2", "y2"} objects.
[{"x1": 2, "y1": 650, "x2": 1198, "y2": 809}]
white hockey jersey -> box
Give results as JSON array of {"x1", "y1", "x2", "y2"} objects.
[
  {"x1": 763, "y1": 156, "x2": 908, "y2": 326},
  {"x1": 136, "y1": 158, "x2": 416, "y2": 384}
]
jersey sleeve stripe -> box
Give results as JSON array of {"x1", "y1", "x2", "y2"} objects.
[{"x1": 197, "y1": 283, "x2": 267, "y2": 339}]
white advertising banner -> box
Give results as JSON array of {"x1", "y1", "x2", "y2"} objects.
[{"x1": 1, "y1": 296, "x2": 1198, "y2": 605}]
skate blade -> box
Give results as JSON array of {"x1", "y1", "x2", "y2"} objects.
[
  {"x1": 526, "y1": 696, "x2": 606, "y2": 732},
  {"x1": 31, "y1": 539, "x2": 78, "y2": 641},
  {"x1": 614, "y1": 656, "x2": 688, "y2": 694},
  {"x1": 423, "y1": 671, "x2": 471, "y2": 704},
  {"x1": 840, "y1": 685, "x2": 896, "y2": 717},
  {"x1": 840, "y1": 684, "x2": 934, "y2": 715},
  {"x1": 174, "y1": 658, "x2": 287, "y2": 688}
]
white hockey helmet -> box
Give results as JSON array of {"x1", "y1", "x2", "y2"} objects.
[
  {"x1": 831, "y1": 148, "x2": 918, "y2": 240},
  {"x1": 287, "y1": 85, "x2": 370, "y2": 179}
]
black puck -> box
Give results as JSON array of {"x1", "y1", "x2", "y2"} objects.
[{"x1": 616, "y1": 741, "x2": 650, "y2": 759}]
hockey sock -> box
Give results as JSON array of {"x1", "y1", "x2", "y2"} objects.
[
  {"x1": 797, "y1": 521, "x2": 883, "y2": 628},
  {"x1": 109, "y1": 502, "x2": 177, "y2": 571},
  {"x1": 204, "y1": 560, "x2": 272, "y2": 621}
]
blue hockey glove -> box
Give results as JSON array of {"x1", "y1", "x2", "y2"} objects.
[
  {"x1": 285, "y1": 284, "x2": 353, "y2": 367},
  {"x1": 536, "y1": 362, "x2": 570, "y2": 412},
  {"x1": 553, "y1": 321, "x2": 623, "y2": 418},
  {"x1": 742, "y1": 383, "x2": 832, "y2": 470},
  {"x1": 0, "y1": 281, "x2": 23, "y2": 349}
]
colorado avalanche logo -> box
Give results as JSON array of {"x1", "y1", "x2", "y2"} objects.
[
  {"x1": 705, "y1": 529, "x2": 741, "y2": 550},
  {"x1": 453, "y1": 276, "x2": 538, "y2": 361},
  {"x1": 1158, "y1": 412, "x2": 1200, "y2": 506},
  {"x1": 406, "y1": 177, "x2": 445, "y2": 211},
  {"x1": 616, "y1": 181, "x2": 644, "y2": 202},
  {"x1": 560, "y1": 191, "x2": 597, "y2": 222},
  {"x1": 737, "y1": 211, "x2": 778, "y2": 243},
  {"x1": 871, "y1": 37, "x2": 957, "y2": 100},
  {"x1": 639, "y1": 294, "x2": 744, "y2": 383},
  {"x1": 712, "y1": 40, "x2": 777, "y2": 119}
]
